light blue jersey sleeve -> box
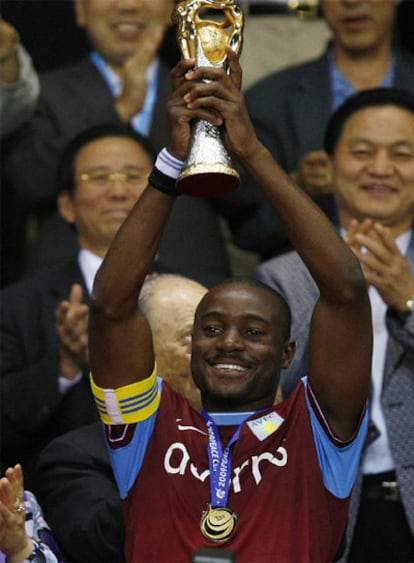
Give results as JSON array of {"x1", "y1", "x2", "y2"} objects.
[
  {"x1": 107, "y1": 378, "x2": 163, "y2": 499},
  {"x1": 303, "y1": 376, "x2": 368, "y2": 498}
]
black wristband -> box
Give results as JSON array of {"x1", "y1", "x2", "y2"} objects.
[{"x1": 148, "y1": 167, "x2": 181, "y2": 197}]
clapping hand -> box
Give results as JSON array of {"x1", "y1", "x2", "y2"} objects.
[
  {"x1": 0, "y1": 464, "x2": 33, "y2": 562},
  {"x1": 346, "y1": 218, "x2": 414, "y2": 314},
  {"x1": 115, "y1": 21, "x2": 168, "y2": 122},
  {"x1": 56, "y1": 284, "x2": 89, "y2": 380}
]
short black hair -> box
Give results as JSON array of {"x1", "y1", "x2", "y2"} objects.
[
  {"x1": 324, "y1": 87, "x2": 414, "y2": 156},
  {"x1": 206, "y1": 276, "x2": 292, "y2": 341},
  {"x1": 56, "y1": 123, "x2": 157, "y2": 194}
]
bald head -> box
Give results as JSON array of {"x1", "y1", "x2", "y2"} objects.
[{"x1": 139, "y1": 274, "x2": 207, "y2": 410}]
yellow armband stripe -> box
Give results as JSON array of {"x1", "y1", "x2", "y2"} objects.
[{"x1": 90, "y1": 365, "x2": 160, "y2": 425}]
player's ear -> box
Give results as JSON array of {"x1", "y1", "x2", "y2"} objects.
[{"x1": 281, "y1": 340, "x2": 296, "y2": 369}]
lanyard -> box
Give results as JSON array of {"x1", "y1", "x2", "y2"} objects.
[{"x1": 202, "y1": 411, "x2": 244, "y2": 508}]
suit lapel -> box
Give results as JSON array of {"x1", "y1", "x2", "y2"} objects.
[
  {"x1": 149, "y1": 60, "x2": 171, "y2": 152},
  {"x1": 289, "y1": 51, "x2": 333, "y2": 167},
  {"x1": 49, "y1": 258, "x2": 89, "y2": 304}
]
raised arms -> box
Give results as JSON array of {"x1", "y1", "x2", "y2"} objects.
[{"x1": 89, "y1": 49, "x2": 372, "y2": 439}]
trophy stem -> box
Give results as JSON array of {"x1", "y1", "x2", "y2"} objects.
[{"x1": 176, "y1": 119, "x2": 240, "y2": 197}]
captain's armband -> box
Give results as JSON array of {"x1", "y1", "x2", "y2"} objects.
[{"x1": 90, "y1": 365, "x2": 160, "y2": 425}]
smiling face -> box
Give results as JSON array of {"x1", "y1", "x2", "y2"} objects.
[
  {"x1": 75, "y1": 0, "x2": 174, "y2": 67},
  {"x1": 331, "y1": 105, "x2": 414, "y2": 236},
  {"x1": 191, "y1": 282, "x2": 294, "y2": 412},
  {"x1": 320, "y1": 0, "x2": 400, "y2": 54},
  {"x1": 58, "y1": 135, "x2": 152, "y2": 257}
]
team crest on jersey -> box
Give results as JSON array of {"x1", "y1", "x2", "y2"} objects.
[{"x1": 246, "y1": 412, "x2": 285, "y2": 441}]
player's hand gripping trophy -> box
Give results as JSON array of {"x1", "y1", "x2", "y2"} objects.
[{"x1": 174, "y1": 0, "x2": 244, "y2": 196}]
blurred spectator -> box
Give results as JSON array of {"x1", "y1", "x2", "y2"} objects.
[
  {"x1": 240, "y1": 0, "x2": 414, "y2": 260},
  {"x1": 34, "y1": 274, "x2": 207, "y2": 562},
  {"x1": 139, "y1": 274, "x2": 208, "y2": 412},
  {"x1": 240, "y1": 0, "x2": 332, "y2": 90},
  {"x1": 0, "y1": 18, "x2": 39, "y2": 138},
  {"x1": 1, "y1": 0, "x2": 181, "y2": 73},
  {"x1": 224, "y1": 0, "x2": 332, "y2": 274},
  {"x1": 0, "y1": 124, "x2": 154, "y2": 488},
  {"x1": 3, "y1": 0, "x2": 175, "y2": 275},
  {"x1": 0, "y1": 18, "x2": 40, "y2": 288}
]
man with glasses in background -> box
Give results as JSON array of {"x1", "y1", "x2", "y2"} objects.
[{"x1": 0, "y1": 124, "x2": 156, "y2": 489}]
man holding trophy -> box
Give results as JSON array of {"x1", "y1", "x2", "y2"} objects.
[{"x1": 88, "y1": 1, "x2": 371, "y2": 561}]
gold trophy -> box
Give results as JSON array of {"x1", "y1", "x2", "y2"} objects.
[{"x1": 174, "y1": 0, "x2": 244, "y2": 197}]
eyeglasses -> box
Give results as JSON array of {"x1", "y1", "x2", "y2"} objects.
[{"x1": 79, "y1": 171, "x2": 148, "y2": 188}]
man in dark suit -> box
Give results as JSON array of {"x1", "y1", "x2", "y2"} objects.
[
  {"x1": 255, "y1": 88, "x2": 414, "y2": 562},
  {"x1": 4, "y1": 0, "x2": 175, "y2": 273},
  {"x1": 240, "y1": 0, "x2": 414, "y2": 260},
  {"x1": 34, "y1": 422, "x2": 123, "y2": 562},
  {"x1": 0, "y1": 124, "x2": 155, "y2": 488}
]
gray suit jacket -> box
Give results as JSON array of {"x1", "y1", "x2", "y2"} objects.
[
  {"x1": 255, "y1": 230, "x2": 414, "y2": 553},
  {"x1": 239, "y1": 43, "x2": 414, "y2": 259}
]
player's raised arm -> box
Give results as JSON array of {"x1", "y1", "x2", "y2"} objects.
[
  {"x1": 183, "y1": 48, "x2": 372, "y2": 439},
  {"x1": 88, "y1": 58, "x2": 198, "y2": 390}
]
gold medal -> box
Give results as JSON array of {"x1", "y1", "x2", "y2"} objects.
[{"x1": 200, "y1": 503, "x2": 238, "y2": 543}]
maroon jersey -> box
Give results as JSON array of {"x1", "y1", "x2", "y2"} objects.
[{"x1": 114, "y1": 380, "x2": 359, "y2": 562}]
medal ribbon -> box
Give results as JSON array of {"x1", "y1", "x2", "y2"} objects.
[{"x1": 201, "y1": 411, "x2": 244, "y2": 508}]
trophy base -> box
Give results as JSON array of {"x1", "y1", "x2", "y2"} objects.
[{"x1": 177, "y1": 164, "x2": 240, "y2": 197}]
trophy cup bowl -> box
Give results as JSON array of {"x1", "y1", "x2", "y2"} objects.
[{"x1": 174, "y1": 0, "x2": 244, "y2": 197}]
